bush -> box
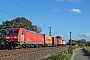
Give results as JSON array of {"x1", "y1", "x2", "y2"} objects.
[
  {"x1": 83, "y1": 47, "x2": 90, "y2": 55},
  {"x1": 63, "y1": 50, "x2": 68, "y2": 54},
  {"x1": 68, "y1": 49, "x2": 73, "y2": 54},
  {"x1": 41, "y1": 46, "x2": 75, "y2": 60},
  {"x1": 67, "y1": 46, "x2": 76, "y2": 54}
]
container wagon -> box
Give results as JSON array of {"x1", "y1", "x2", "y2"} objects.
[
  {"x1": 42, "y1": 34, "x2": 52, "y2": 46},
  {"x1": 52, "y1": 37, "x2": 58, "y2": 46},
  {"x1": 57, "y1": 38, "x2": 60, "y2": 46},
  {"x1": 60, "y1": 40, "x2": 63, "y2": 45},
  {"x1": 62, "y1": 40, "x2": 66, "y2": 45}
]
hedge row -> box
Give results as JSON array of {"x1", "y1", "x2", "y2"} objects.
[{"x1": 83, "y1": 47, "x2": 90, "y2": 55}]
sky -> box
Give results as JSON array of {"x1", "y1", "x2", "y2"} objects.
[{"x1": 0, "y1": 0, "x2": 90, "y2": 42}]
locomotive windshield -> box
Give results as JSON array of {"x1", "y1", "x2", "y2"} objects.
[
  {"x1": 14, "y1": 30, "x2": 18, "y2": 34},
  {"x1": 8, "y1": 30, "x2": 19, "y2": 34}
]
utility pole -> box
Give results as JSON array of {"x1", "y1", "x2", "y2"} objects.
[
  {"x1": 48, "y1": 27, "x2": 51, "y2": 36},
  {"x1": 70, "y1": 32, "x2": 72, "y2": 46}
]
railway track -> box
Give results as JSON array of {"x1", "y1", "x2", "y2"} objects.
[{"x1": 0, "y1": 45, "x2": 69, "y2": 57}]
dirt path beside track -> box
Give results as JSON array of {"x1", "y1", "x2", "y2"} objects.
[{"x1": 71, "y1": 48, "x2": 90, "y2": 60}]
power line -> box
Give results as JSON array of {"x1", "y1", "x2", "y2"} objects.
[
  {"x1": 13, "y1": 0, "x2": 49, "y2": 25},
  {"x1": 13, "y1": 0, "x2": 61, "y2": 37},
  {"x1": 0, "y1": 4, "x2": 20, "y2": 16},
  {"x1": 22, "y1": 0, "x2": 42, "y2": 17},
  {"x1": 22, "y1": 0, "x2": 55, "y2": 34},
  {"x1": 22, "y1": 0, "x2": 55, "y2": 35},
  {"x1": 64, "y1": 32, "x2": 70, "y2": 37},
  {"x1": 0, "y1": 0, "x2": 59, "y2": 38},
  {"x1": 22, "y1": 0, "x2": 49, "y2": 23},
  {"x1": 52, "y1": 32, "x2": 57, "y2": 36},
  {"x1": 0, "y1": 10, "x2": 15, "y2": 17},
  {"x1": 0, "y1": 0, "x2": 65, "y2": 40}
]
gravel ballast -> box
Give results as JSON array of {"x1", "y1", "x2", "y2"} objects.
[{"x1": 0, "y1": 46, "x2": 69, "y2": 60}]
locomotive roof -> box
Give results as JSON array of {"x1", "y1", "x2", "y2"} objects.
[
  {"x1": 8, "y1": 28, "x2": 20, "y2": 30},
  {"x1": 26, "y1": 30, "x2": 41, "y2": 34}
]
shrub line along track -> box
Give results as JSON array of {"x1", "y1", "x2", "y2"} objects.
[{"x1": 0, "y1": 45, "x2": 69, "y2": 57}]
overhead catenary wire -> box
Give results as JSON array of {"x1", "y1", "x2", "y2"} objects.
[
  {"x1": 0, "y1": 10, "x2": 15, "y2": 17},
  {"x1": 13, "y1": 0, "x2": 71, "y2": 41},
  {"x1": 13, "y1": 0, "x2": 67, "y2": 38},
  {"x1": 0, "y1": 0, "x2": 59, "y2": 37},
  {"x1": 22, "y1": 0, "x2": 42, "y2": 17},
  {"x1": 22, "y1": 0, "x2": 55, "y2": 36},
  {"x1": 13, "y1": 0, "x2": 49, "y2": 25},
  {"x1": 0, "y1": 4, "x2": 20, "y2": 16},
  {"x1": 22, "y1": 0, "x2": 53, "y2": 35},
  {"x1": 0, "y1": 0, "x2": 52, "y2": 35},
  {"x1": 52, "y1": 32, "x2": 57, "y2": 36},
  {"x1": 64, "y1": 32, "x2": 70, "y2": 39}
]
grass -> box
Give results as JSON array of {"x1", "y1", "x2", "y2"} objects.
[
  {"x1": 83, "y1": 46, "x2": 90, "y2": 55},
  {"x1": 65, "y1": 54, "x2": 72, "y2": 60},
  {"x1": 41, "y1": 54, "x2": 72, "y2": 60},
  {"x1": 40, "y1": 46, "x2": 75, "y2": 60}
]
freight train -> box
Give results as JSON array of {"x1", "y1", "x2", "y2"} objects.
[{"x1": 6, "y1": 28, "x2": 66, "y2": 48}]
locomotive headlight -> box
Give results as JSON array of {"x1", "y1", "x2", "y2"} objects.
[
  {"x1": 14, "y1": 36, "x2": 18, "y2": 38},
  {"x1": 6, "y1": 37, "x2": 9, "y2": 39}
]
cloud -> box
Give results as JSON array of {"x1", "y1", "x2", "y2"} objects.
[
  {"x1": 51, "y1": 9, "x2": 60, "y2": 12},
  {"x1": 78, "y1": 34, "x2": 90, "y2": 38},
  {"x1": 67, "y1": 0, "x2": 82, "y2": 2},
  {"x1": 69, "y1": 8, "x2": 81, "y2": 13},
  {"x1": 57, "y1": 0, "x2": 64, "y2": 2}
]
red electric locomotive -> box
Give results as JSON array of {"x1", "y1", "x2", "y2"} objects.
[{"x1": 6, "y1": 28, "x2": 43, "y2": 48}]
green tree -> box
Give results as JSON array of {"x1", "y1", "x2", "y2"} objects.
[
  {"x1": 72, "y1": 40, "x2": 78, "y2": 46},
  {"x1": 0, "y1": 17, "x2": 42, "y2": 46},
  {"x1": 77, "y1": 39, "x2": 87, "y2": 46},
  {"x1": 0, "y1": 17, "x2": 42, "y2": 33},
  {"x1": 32, "y1": 25, "x2": 42, "y2": 33},
  {"x1": 87, "y1": 41, "x2": 90, "y2": 46},
  {"x1": 56, "y1": 36, "x2": 62, "y2": 39}
]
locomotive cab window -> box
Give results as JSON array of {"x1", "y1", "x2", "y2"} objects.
[
  {"x1": 14, "y1": 30, "x2": 19, "y2": 34},
  {"x1": 7, "y1": 30, "x2": 19, "y2": 34},
  {"x1": 8, "y1": 30, "x2": 13, "y2": 34}
]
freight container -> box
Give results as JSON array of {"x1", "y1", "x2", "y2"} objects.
[
  {"x1": 42, "y1": 34, "x2": 52, "y2": 46},
  {"x1": 60, "y1": 40, "x2": 63, "y2": 45},
  {"x1": 57, "y1": 38, "x2": 60, "y2": 46},
  {"x1": 62, "y1": 40, "x2": 66, "y2": 45},
  {"x1": 52, "y1": 37, "x2": 58, "y2": 46}
]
